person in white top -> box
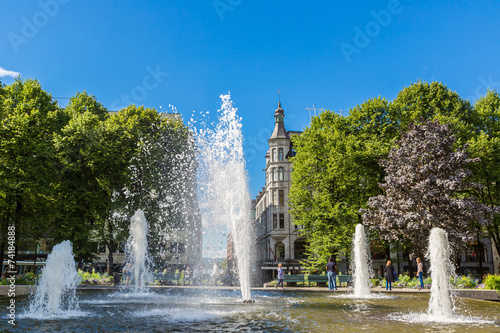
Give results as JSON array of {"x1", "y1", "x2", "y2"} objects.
[{"x1": 416, "y1": 257, "x2": 424, "y2": 290}]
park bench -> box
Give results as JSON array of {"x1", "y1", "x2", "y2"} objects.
[
  {"x1": 152, "y1": 273, "x2": 180, "y2": 285},
  {"x1": 307, "y1": 275, "x2": 328, "y2": 286},
  {"x1": 338, "y1": 275, "x2": 352, "y2": 287},
  {"x1": 277, "y1": 274, "x2": 305, "y2": 286}
]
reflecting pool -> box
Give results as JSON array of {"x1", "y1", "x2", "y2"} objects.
[{"x1": 5, "y1": 289, "x2": 500, "y2": 332}]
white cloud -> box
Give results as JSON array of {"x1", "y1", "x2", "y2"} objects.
[{"x1": 0, "y1": 67, "x2": 21, "y2": 78}]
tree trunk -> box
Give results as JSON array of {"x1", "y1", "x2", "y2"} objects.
[
  {"x1": 33, "y1": 241, "x2": 38, "y2": 274},
  {"x1": 408, "y1": 258, "x2": 414, "y2": 278},
  {"x1": 384, "y1": 244, "x2": 391, "y2": 261},
  {"x1": 106, "y1": 222, "x2": 114, "y2": 274},
  {"x1": 477, "y1": 233, "x2": 483, "y2": 281},
  {"x1": 396, "y1": 242, "x2": 401, "y2": 275}
]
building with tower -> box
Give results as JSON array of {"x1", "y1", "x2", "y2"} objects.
[{"x1": 254, "y1": 102, "x2": 305, "y2": 284}]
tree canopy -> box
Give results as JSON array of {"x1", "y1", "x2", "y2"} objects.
[
  {"x1": 0, "y1": 79, "x2": 196, "y2": 265},
  {"x1": 362, "y1": 120, "x2": 492, "y2": 257},
  {"x1": 290, "y1": 81, "x2": 499, "y2": 270}
]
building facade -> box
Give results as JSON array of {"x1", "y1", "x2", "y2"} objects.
[
  {"x1": 254, "y1": 102, "x2": 305, "y2": 284},
  {"x1": 252, "y1": 103, "x2": 499, "y2": 285}
]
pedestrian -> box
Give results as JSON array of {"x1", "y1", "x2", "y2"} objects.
[
  {"x1": 193, "y1": 266, "x2": 201, "y2": 286},
  {"x1": 384, "y1": 260, "x2": 395, "y2": 291},
  {"x1": 123, "y1": 262, "x2": 132, "y2": 287},
  {"x1": 275, "y1": 263, "x2": 284, "y2": 289},
  {"x1": 416, "y1": 258, "x2": 424, "y2": 290},
  {"x1": 184, "y1": 266, "x2": 191, "y2": 285},
  {"x1": 326, "y1": 258, "x2": 337, "y2": 291}
]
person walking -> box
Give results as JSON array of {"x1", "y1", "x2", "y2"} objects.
[
  {"x1": 123, "y1": 262, "x2": 132, "y2": 287},
  {"x1": 416, "y1": 258, "x2": 424, "y2": 290},
  {"x1": 193, "y1": 266, "x2": 201, "y2": 286},
  {"x1": 326, "y1": 258, "x2": 337, "y2": 291},
  {"x1": 275, "y1": 263, "x2": 284, "y2": 289},
  {"x1": 384, "y1": 260, "x2": 395, "y2": 291},
  {"x1": 184, "y1": 266, "x2": 191, "y2": 286}
]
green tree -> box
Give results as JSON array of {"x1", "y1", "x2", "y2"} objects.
[
  {"x1": 0, "y1": 78, "x2": 63, "y2": 263},
  {"x1": 468, "y1": 90, "x2": 500, "y2": 255},
  {"x1": 123, "y1": 114, "x2": 198, "y2": 266},
  {"x1": 391, "y1": 80, "x2": 474, "y2": 144},
  {"x1": 363, "y1": 121, "x2": 492, "y2": 259},
  {"x1": 98, "y1": 105, "x2": 165, "y2": 268},
  {"x1": 289, "y1": 105, "x2": 389, "y2": 271},
  {"x1": 52, "y1": 91, "x2": 110, "y2": 262},
  {"x1": 289, "y1": 81, "x2": 485, "y2": 271}
]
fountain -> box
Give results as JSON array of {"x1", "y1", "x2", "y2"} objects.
[
  {"x1": 426, "y1": 227, "x2": 454, "y2": 319},
  {"x1": 196, "y1": 94, "x2": 253, "y2": 301},
  {"x1": 27, "y1": 240, "x2": 80, "y2": 317},
  {"x1": 125, "y1": 209, "x2": 151, "y2": 293},
  {"x1": 14, "y1": 97, "x2": 500, "y2": 331},
  {"x1": 352, "y1": 224, "x2": 372, "y2": 297},
  {"x1": 387, "y1": 227, "x2": 496, "y2": 326}
]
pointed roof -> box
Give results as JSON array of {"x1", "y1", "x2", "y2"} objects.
[{"x1": 269, "y1": 102, "x2": 289, "y2": 140}]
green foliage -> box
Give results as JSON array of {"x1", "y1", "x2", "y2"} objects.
[
  {"x1": 0, "y1": 273, "x2": 38, "y2": 285},
  {"x1": 468, "y1": 90, "x2": 500, "y2": 256},
  {"x1": 363, "y1": 120, "x2": 491, "y2": 257},
  {"x1": 0, "y1": 79, "x2": 195, "y2": 265},
  {"x1": 452, "y1": 275, "x2": 478, "y2": 289},
  {"x1": 78, "y1": 269, "x2": 112, "y2": 285},
  {"x1": 381, "y1": 275, "x2": 482, "y2": 289},
  {"x1": 0, "y1": 78, "x2": 62, "y2": 246},
  {"x1": 290, "y1": 80, "x2": 499, "y2": 266},
  {"x1": 483, "y1": 274, "x2": 500, "y2": 291},
  {"x1": 289, "y1": 109, "x2": 389, "y2": 271}
]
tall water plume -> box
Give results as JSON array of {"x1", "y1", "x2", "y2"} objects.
[
  {"x1": 196, "y1": 94, "x2": 253, "y2": 300},
  {"x1": 352, "y1": 224, "x2": 372, "y2": 297},
  {"x1": 28, "y1": 240, "x2": 80, "y2": 315},
  {"x1": 427, "y1": 227, "x2": 455, "y2": 319},
  {"x1": 126, "y1": 209, "x2": 151, "y2": 293}
]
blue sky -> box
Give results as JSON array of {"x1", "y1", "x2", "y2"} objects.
[{"x1": 1, "y1": 0, "x2": 499, "y2": 198}]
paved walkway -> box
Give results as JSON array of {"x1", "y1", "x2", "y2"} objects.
[{"x1": 77, "y1": 284, "x2": 430, "y2": 293}]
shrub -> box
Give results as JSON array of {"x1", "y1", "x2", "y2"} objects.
[
  {"x1": 484, "y1": 274, "x2": 500, "y2": 291},
  {"x1": 78, "y1": 269, "x2": 112, "y2": 285},
  {"x1": 451, "y1": 275, "x2": 478, "y2": 289},
  {"x1": 0, "y1": 273, "x2": 39, "y2": 285},
  {"x1": 16, "y1": 273, "x2": 38, "y2": 285}
]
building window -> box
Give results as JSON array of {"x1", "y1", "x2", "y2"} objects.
[
  {"x1": 272, "y1": 148, "x2": 276, "y2": 162},
  {"x1": 271, "y1": 168, "x2": 276, "y2": 182},
  {"x1": 278, "y1": 148, "x2": 284, "y2": 161},
  {"x1": 272, "y1": 190, "x2": 277, "y2": 205},
  {"x1": 276, "y1": 242, "x2": 285, "y2": 259},
  {"x1": 273, "y1": 213, "x2": 277, "y2": 229},
  {"x1": 169, "y1": 242, "x2": 185, "y2": 254},
  {"x1": 279, "y1": 213, "x2": 285, "y2": 229},
  {"x1": 466, "y1": 242, "x2": 488, "y2": 263},
  {"x1": 278, "y1": 167, "x2": 284, "y2": 181},
  {"x1": 279, "y1": 190, "x2": 284, "y2": 205}
]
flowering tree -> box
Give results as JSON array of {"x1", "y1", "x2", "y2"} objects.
[{"x1": 362, "y1": 120, "x2": 492, "y2": 258}]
